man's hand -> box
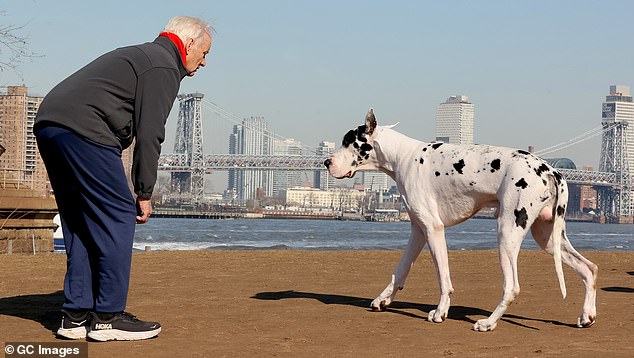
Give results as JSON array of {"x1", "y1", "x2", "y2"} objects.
[{"x1": 136, "y1": 197, "x2": 153, "y2": 224}]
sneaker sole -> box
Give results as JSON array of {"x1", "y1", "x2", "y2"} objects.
[
  {"x1": 57, "y1": 327, "x2": 87, "y2": 340},
  {"x1": 87, "y1": 327, "x2": 161, "y2": 341}
]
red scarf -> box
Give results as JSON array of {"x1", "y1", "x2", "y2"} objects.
[{"x1": 159, "y1": 32, "x2": 187, "y2": 67}]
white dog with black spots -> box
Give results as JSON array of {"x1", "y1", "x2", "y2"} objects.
[{"x1": 324, "y1": 109, "x2": 598, "y2": 331}]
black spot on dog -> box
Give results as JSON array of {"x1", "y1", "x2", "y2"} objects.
[
  {"x1": 542, "y1": 179, "x2": 547, "y2": 186},
  {"x1": 351, "y1": 160, "x2": 357, "y2": 167},
  {"x1": 431, "y1": 142, "x2": 443, "y2": 150},
  {"x1": 514, "y1": 208, "x2": 528, "y2": 229},
  {"x1": 534, "y1": 163, "x2": 550, "y2": 177},
  {"x1": 419, "y1": 158, "x2": 424, "y2": 164},
  {"x1": 491, "y1": 159, "x2": 501, "y2": 172},
  {"x1": 364, "y1": 154, "x2": 369, "y2": 160},
  {"x1": 516, "y1": 150, "x2": 531, "y2": 156},
  {"x1": 353, "y1": 142, "x2": 359, "y2": 149},
  {"x1": 435, "y1": 171, "x2": 440, "y2": 177},
  {"x1": 343, "y1": 130, "x2": 356, "y2": 147},
  {"x1": 423, "y1": 147, "x2": 428, "y2": 152},
  {"x1": 453, "y1": 159, "x2": 466, "y2": 174},
  {"x1": 557, "y1": 205, "x2": 566, "y2": 217},
  {"x1": 469, "y1": 181, "x2": 476, "y2": 186},
  {"x1": 553, "y1": 171, "x2": 562, "y2": 184},
  {"x1": 515, "y1": 178, "x2": 528, "y2": 189},
  {"x1": 360, "y1": 143, "x2": 373, "y2": 152},
  {"x1": 540, "y1": 196, "x2": 548, "y2": 202}
]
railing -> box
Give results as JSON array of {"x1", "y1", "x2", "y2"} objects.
[
  {"x1": 159, "y1": 154, "x2": 326, "y2": 171},
  {"x1": 0, "y1": 168, "x2": 41, "y2": 190},
  {"x1": 557, "y1": 169, "x2": 617, "y2": 186}
]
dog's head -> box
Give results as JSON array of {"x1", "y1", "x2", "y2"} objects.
[{"x1": 324, "y1": 108, "x2": 378, "y2": 179}]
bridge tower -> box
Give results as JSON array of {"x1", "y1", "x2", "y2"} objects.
[
  {"x1": 171, "y1": 92, "x2": 205, "y2": 201},
  {"x1": 599, "y1": 85, "x2": 632, "y2": 218}
]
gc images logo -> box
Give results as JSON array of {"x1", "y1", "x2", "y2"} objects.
[{"x1": 4, "y1": 342, "x2": 87, "y2": 358}]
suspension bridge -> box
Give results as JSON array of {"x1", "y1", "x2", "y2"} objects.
[{"x1": 158, "y1": 93, "x2": 632, "y2": 221}]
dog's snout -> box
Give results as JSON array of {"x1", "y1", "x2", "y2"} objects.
[{"x1": 324, "y1": 159, "x2": 332, "y2": 168}]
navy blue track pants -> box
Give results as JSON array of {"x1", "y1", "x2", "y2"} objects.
[{"x1": 35, "y1": 125, "x2": 136, "y2": 313}]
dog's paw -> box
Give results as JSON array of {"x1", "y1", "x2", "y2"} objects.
[
  {"x1": 473, "y1": 319, "x2": 497, "y2": 332},
  {"x1": 577, "y1": 314, "x2": 596, "y2": 328},
  {"x1": 370, "y1": 297, "x2": 390, "y2": 311},
  {"x1": 427, "y1": 309, "x2": 446, "y2": 323}
]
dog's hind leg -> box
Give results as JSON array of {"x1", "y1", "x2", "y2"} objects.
[
  {"x1": 371, "y1": 223, "x2": 427, "y2": 311},
  {"x1": 473, "y1": 218, "x2": 527, "y2": 332},
  {"x1": 531, "y1": 218, "x2": 598, "y2": 328}
]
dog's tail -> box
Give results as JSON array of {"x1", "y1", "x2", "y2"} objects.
[{"x1": 550, "y1": 171, "x2": 567, "y2": 299}]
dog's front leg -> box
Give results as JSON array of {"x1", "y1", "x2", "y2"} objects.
[
  {"x1": 426, "y1": 227, "x2": 454, "y2": 323},
  {"x1": 371, "y1": 223, "x2": 427, "y2": 311}
]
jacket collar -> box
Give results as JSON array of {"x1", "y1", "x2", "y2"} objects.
[{"x1": 153, "y1": 35, "x2": 188, "y2": 78}]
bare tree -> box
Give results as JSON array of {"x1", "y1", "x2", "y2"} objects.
[{"x1": 0, "y1": 11, "x2": 41, "y2": 76}]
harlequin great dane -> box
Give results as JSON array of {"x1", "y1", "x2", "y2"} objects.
[{"x1": 324, "y1": 109, "x2": 598, "y2": 331}]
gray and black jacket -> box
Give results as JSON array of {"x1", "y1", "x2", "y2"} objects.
[{"x1": 35, "y1": 36, "x2": 188, "y2": 199}]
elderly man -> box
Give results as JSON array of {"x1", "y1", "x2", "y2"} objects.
[{"x1": 34, "y1": 16, "x2": 213, "y2": 341}]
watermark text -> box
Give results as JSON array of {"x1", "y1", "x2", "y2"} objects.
[{"x1": 4, "y1": 342, "x2": 87, "y2": 358}]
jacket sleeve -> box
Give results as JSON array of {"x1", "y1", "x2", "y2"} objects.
[{"x1": 132, "y1": 67, "x2": 181, "y2": 200}]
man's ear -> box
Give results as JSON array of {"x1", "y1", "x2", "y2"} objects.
[
  {"x1": 365, "y1": 108, "x2": 377, "y2": 135},
  {"x1": 185, "y1": 38, "x2": 195, "y2": 54}
]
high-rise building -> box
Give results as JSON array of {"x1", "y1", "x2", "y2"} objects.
[
  {"x1": 435, "y1": 95, "x2": 474, "y2": 144},
  {"x1": 227, "y1": 124, "x2": 243, "y2": 195},
  {"x1": 228, "y1": 116, "x2": 273, "y2": 201},
  {"x1": 0, "y1": 86, "x2": 47, "y2": 196},
  {"x1": 314, "y1": 141, "x2": 335, "y2": 190},
  {"x1": 273, "y1": 138, "x2": 307, "y2": 195},
  {"x1": 361, "y1": 171, "x2": 391, "y2": 193}
]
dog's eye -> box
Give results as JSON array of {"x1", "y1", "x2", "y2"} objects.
[
  {"x1": 357, "y1": 126, "x2": 368, "y2": 142},
  {"x1": 360, "y1": 143, "x2": 373, "y2": 152}
]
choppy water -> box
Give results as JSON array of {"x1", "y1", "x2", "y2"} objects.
[{"x1": 133, "y1": 218, "x2": 632, "y2": 252}]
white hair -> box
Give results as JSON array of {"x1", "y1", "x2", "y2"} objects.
[{"x1": 163, "y1": 16, "x2": 214, "y2": 43}]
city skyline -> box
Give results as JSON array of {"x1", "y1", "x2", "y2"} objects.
[
  {"x1": 1, "y1": 84, "x2": 630, "y2": 217},
  {"x1": 3, "y1": 1, "x2": 634, "y2": 172}
]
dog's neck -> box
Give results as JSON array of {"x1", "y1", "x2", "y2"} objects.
[{"x1": 372, "y1": 126, "x2": 423, "y2": 179}]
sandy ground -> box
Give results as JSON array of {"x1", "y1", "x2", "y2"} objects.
[{"x1": 0, "y1": 250, "x2": 633, "y2": 357}]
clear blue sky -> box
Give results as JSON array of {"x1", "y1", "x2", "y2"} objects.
[{"x1": 2, "y1": 0, "x2": 634, "y2": 173}]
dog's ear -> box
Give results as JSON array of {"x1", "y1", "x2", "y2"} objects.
[{"x1": 365, "y1": 108, "x2": 377, "y2": 135}]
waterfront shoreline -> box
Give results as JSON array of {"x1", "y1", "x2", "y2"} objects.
[
  {"x1": 132, "y1": 218, "x2": 632, "y2": 252},
  {"x1": 1, "y1": 250, "x2": 632, "y2": 357}
]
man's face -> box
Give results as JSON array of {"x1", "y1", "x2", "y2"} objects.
[{"x1": 185, "y1": 33, "x2": 212, "y2": 76}]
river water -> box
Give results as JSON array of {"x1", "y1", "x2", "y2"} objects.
[{"x1": 133, "y1": 218, "x2": 632, "y2": 252}]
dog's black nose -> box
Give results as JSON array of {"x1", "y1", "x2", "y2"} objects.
[{"x1": 324, "y1": 159, "x2": 332, "y2": 168}]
